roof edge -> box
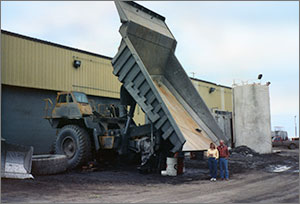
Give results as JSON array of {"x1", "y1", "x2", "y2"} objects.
[
  {"x1": 190, "y1": 77, "x2": 232, "y2": 89},
  {"x1": 1, "y1": 30, "x2": 231, "y2": 90},
  {"x1": 1, "y1": 30, "x2": 113, "y2": 60}
]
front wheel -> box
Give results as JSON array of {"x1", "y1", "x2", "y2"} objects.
[
  {"x1": 55, "y1": 125, "x2": 92, "y2": 169},
  {"x1": 288, "y1": 143, "x2": 297, "y2": 150}
]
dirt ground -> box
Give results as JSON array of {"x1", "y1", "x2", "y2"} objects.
[{"x1": 1, "y1": 147, "x2": 299, "y2": 203}]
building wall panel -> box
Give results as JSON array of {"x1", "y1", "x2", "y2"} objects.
[
  {"x1": 2, "y1": 31, "x2": 234, "y2": 129},
  {"x1": 1, "y1": 33, "x2": 121, "y2": 99},
  {"x1": 191, "y1": 79, "x2": 233, "y2": 112},
  {"x1": 1, "y1": 32, "x2": 145, "y2": 125}
]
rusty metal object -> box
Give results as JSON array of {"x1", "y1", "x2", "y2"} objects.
[
  {"x1": 99, "y1": 136, "x2": 115, "y2": 149},
  {"x1": 45, "y1": 91, "x2": 129, "y2": 169},
  {"x1": 43, "y1": 98, "x2": 53, "y2": 119}
]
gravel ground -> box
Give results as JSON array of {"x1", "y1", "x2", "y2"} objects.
[{"x1": 1, "y1": 147, "x2": 299, "y2": 203}]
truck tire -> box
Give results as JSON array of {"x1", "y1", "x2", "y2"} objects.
[
  {"x1": 289, "y1": 143, "x2": 297, "y2": 149},
  {"x1": 31, "y1": 154, "x2": 68, "y2": 175},
  {"x1": 55, "y1": 125, "x2": 92, "y2": 169}
]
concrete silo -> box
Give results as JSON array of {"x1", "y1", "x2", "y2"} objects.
[{"x1": 232, "y1": 83, "x2": 272, "y2": 154}]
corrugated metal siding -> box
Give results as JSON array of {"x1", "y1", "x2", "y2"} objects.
[
  {"x1": 1, "y1": 32, "x2": 232, "y2": 125},
  {"x1": 224, "y1": 88, "x2": 233, "y2": 112},
  {"x1": 1, "y1": 32, "x2": 145, "y2": 125},
  {"x1": 191, "y1": 79, "x2": 233, "y2": 112},
  {"x1": 1, "y1": 33, "x2": 120, "y2": 98}
]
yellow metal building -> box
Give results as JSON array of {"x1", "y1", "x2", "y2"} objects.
[
  {"x1": 1, "y1": 30, "x2": 232, "y2": 153},
  {"x1": 191, "y1": 78, "x2": 232, "y2": 113},
  {"x1": 2, "y1": 31, "x2": 120, "y2": 98},
  {"x1": 1, "y1": 30, "x2": 145, "y2": 125}
]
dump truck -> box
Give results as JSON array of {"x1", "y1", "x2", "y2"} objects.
[
  {"x1": 44, "y1": 1, "x2": 228, "y2": 172},
  {"x1": 44, "y1": 91, "x2": 159, "y2": 171}
]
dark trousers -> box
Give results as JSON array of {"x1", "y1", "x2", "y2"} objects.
[
  {"x1": 219, "y1": 158, "x2": 229, "y2": 179},
  {"x1": 208, "y1": 157, "x2": 217, "y2": 179}
]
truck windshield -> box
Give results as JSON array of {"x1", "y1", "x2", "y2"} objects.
[{"x1": 73, "y1": 92, "x2": 89, "y2": 103}]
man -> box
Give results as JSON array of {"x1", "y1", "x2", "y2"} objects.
[{"x1": 217, "y1": 140, "x2": 230, "y2": 180}]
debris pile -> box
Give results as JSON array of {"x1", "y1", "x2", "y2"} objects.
[
  {"x1": 230, "y1": 145, "x2": 259, "y2": 158},
  {"x1": 227, "y1": 146, "x2": 299, "y2": 174}
]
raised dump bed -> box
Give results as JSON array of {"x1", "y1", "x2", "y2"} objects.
[{"x1": 112, "y1": 1, "x2": 228, "y2": 153}]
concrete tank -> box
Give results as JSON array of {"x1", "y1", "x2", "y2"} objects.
[{"x1": 233, "y1": 83, "x2": 272, "y2": 154}]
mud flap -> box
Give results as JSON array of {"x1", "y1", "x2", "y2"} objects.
[{"x1": 1, "y1": 139, "x2": 34, "y2": 179}]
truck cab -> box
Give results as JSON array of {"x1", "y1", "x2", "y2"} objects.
[{"x1": 52, "y1": 91, "x2": 93, "y2": 119}]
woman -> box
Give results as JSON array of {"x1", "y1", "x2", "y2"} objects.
[{"x1": 207, "y1": 143, "x2": 219, "y2": 181}]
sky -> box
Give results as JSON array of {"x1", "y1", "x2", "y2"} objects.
[{"x1": 1, "y1": 1, "x2": 299, "y2": 137}]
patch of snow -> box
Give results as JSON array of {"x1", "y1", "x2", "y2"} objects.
[{"x1": 270, "y1": 165, "x2": 291, "y2": 173}]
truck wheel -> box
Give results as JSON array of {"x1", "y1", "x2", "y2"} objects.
[
  {"x1": 289, "y1": 143, "x2": 296, "y2": 149},
  {"x1": 55, "y1": 125, "x2": 92, "y2": 169},
  {"x1": 31, "y1": 154, "x2": 68, "y2": 175}
]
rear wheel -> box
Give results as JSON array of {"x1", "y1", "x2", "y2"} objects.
[
  {"x1": 289, "y1": 143, "x2": 297, "y2": 149},
  {"x1": 55, "y1": 125, "x2": 92, "y2": 169}
]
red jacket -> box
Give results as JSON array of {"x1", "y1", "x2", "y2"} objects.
[{"x1": 217, "y1": 145, "x2": 230, "y2": 158}]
